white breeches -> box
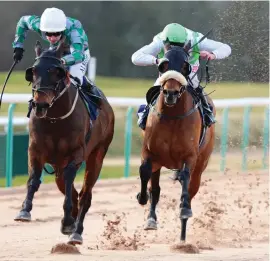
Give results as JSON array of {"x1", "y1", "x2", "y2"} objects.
[{"x1": 69, "y1": 49, "x2": 91, "y2": 85}]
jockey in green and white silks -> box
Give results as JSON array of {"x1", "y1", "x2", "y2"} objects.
[
  {"x1": 131, "y1": 23, "x2": 232, "y2": 129},
  {"x1": 12, "y1": 7, "x2": 91, "y2": 88}
]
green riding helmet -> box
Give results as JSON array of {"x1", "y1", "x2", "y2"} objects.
[{"x1": 160, "y1": 23, "x2": 187, "y2": 44}]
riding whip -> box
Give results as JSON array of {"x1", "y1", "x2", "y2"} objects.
[{"x1": 0, "y1": 61, "x2": 18, "y2": 109}]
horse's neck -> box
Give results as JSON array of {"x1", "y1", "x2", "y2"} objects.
[{"x1": 157, "y1": 91, "x2": 193, "y2": 116}]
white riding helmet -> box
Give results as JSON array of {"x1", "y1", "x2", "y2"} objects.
[{"x1": 40, "y1": 7, "x2": 66, "y2": 32}]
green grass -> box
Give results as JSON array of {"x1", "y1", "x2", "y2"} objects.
[{"x1": 0, "y1": 165, "x2": 139, "y2": 187}]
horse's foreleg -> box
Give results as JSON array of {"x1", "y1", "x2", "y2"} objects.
[
  {"x1": 177, "y1": 163, "x2": 193, "y2": 242},
  {"x1": 61, "y1": 160, "x2": 78, "y2": 235},
  {"x1": 14, "y1": 156, "x2": 43, "y2": 222},
  {"x1": 144, "y1": 168, "x2": 161, "y2": 230},
  {"x1": 68, "y1": 147, "x2": 105, "y2": 245},
  {"x1": 137, "y1": 158, "x2": 152, "y2": 205},
  {"x1": 55, "y1": 172, "x2": 79, "y2": 219}
]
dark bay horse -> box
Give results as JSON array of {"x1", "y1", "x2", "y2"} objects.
[
  {"x1": 137, "y1": 46, "x2": 216, "y2": 242},
  {"x1": 14, "y1": 39, "x2": 115, "y2": 245}
]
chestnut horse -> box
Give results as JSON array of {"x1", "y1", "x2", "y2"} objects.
[
  {"x1": 14, "y1": 39, "x2": 115, "y2": 245},
  {"x1": 137, "y1": 46, "x2": 215, "y2": 242}
]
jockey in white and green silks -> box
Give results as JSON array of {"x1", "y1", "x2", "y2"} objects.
[
  {"x1": 132, "y1": 23, "x2": 232, "y2": 128},
  {"x1": 12, "y1": 7, "x2": 91, "y2": 87}
]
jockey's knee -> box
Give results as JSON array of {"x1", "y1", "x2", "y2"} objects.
[
  {"x1": 71, "y1": 75, "x2": 83, "y2": 85},
  {"x1": 69, "y1": 65, "x2": 84, "y2": 86}
]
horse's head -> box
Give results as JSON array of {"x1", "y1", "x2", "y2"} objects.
[
  {"x1": 158, "y1": 46, "x2": 190, "y2": 106},
  {"x1": 25, "y1": 38, "x2": 69, "y2": 118}
]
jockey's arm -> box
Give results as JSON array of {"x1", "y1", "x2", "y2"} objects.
[
  {"x1": 131, "y1": 39, "x2": 163, "y2": 66},
  {"x1": 61, "y1": 29, "x2": 86, "y2": 66},
  {"x1": 198, "y1": 36, "x2": 232, "y2": 60},
  {"x1": 61, "y1": 43, "x2": 85, "y2": 66},
  {"x1": 12, "y1": 15, "x2": 41, "y2": 48}
]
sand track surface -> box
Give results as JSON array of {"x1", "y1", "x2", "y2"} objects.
[{"x1": 0, "y1": 169, "x2": 268, "y2": 261}]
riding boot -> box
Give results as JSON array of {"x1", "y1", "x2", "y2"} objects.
[
  {"x1": 137, "y1": 105, "x2": 150, "y2": 130},
  {"x1": 196, "y1": 85, "x2": 216, "y2": 127},
  {"x1": 81, "y1": 76, "x2": 95, "y2": 95}
]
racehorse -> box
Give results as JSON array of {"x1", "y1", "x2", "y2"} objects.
[
  {"x1": 14, "y1": 39, "x2": 115, "y2": 245},
  {"x1": 136, "y1": 45, "x2": 216, "y2": 242}
]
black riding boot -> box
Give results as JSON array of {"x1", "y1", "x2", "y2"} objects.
[
  {"x1": 81, "y1": 76, "x2": 95, "y2": 94},
  {"x1": 81, "y1": 76, "x2": 102, "y2": 108},
  {"x1": 196, "y1": 86, "x2": 216, "y2": 127}
]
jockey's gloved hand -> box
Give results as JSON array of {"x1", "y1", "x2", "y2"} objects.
[
  {"x1": 13, "y1": 47, "x2": 24, "y2": 63},
  {"x1": 200, "y1": 51, "x2": 216, "y2": 61}
]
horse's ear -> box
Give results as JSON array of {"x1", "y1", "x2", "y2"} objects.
[
  {"x1": 35, "y1": 40, "x2": 43, "y2": 57},
  {"x1": 57, "y1": 66, "x2": 66, "y2": 79},
  {"x1": 25, "y1": 67, "x2": 33, "y2": 82},
  {"x1": 164, "y1": 42, "x2": 172, "y2": 52},
  {"x1": 158, "y1": 58, "x2": 169, "y2": 74},
  {"x1": 181, "y1": 61, "x2": 192, "y2": 77},
  {"x1": 56, "y1": 36, "x2": 66, "y2": 58}
]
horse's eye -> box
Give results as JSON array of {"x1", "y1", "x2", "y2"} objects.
[{"x1": 174, "y1": 91, "x2": 179, "y2": 95}]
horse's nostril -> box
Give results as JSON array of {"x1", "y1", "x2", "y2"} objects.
[{"x1": 32, "y1": 102, "x2": 49, "y2": 110}]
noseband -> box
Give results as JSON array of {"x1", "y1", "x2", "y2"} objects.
[
  {"x1": 151, "y1": 82, "x2": 200, "y2": 120},
  {"x1": 161, "y1": 83, "x2": 186, "y2": 100}
]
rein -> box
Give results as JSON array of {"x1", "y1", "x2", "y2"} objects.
[
  {"x1": 42, "y1": 87, "x2": 79, "y2": 122},
  {"x1": 32, "y1": 80, "x2": 69, "y2": 108}
]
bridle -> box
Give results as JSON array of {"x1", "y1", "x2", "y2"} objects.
[{"x1": 31, "y1": 55, "x2": 79, "y2": 122}]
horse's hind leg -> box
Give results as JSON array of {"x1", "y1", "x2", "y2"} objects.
[
  {"x1": 144, "y1": 168, "x2": 161, "y2": 230},
  {"x1": 14, "y1": 154, "x2": 43, "y2": 222},
  {"x1": 55, "y1": 172, "x2": 79, "y2": 219},
  {"x1": 189, "y1": 155, "x2": 211, "y2": 202},
  {"x1": 68, "y1": 146, "x2": 106, "y2": 245}
]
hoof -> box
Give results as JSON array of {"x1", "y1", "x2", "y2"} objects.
[
  {"x1": 14, "y1": 210, "x2": 31, "y2": 222},
  {"x1": 68, "y1": 232, "x2": 83, "y2": 245},
  {"x1": 144, "y1": 217, "x2": 157, "y2": 230},
  {"x1": 180, "y1": 207, "x2": 193, "y2": 219},
  {"x1": 136, "y1": 192, "x2": 149, "y2": 205}
]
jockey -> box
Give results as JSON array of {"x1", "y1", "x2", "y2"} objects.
[
  {"x1": 131, "y1": 23, "x2": 232, "y2": 129},
  {"x1": 12, "y1": 7, "x2": 93, "y2": 91}
]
